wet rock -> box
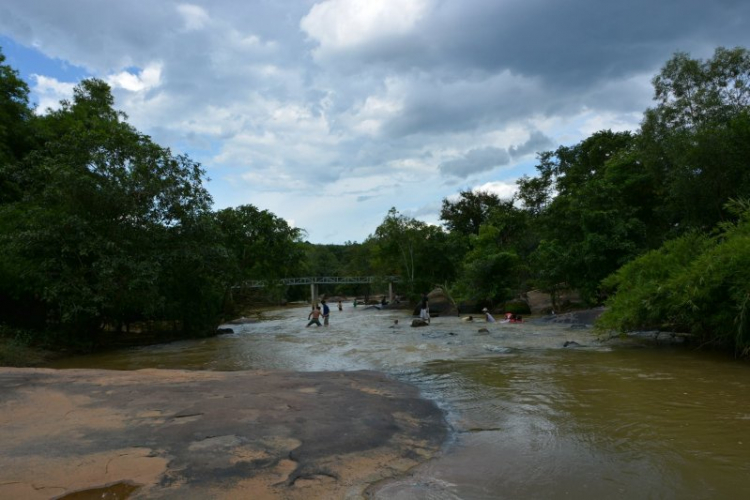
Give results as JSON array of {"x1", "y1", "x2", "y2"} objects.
[
  {"x1": 412, "y1": 288, "x2": 458, "y2": 317},
  {"x1": 216, "y1": 327, "x2": 234, "y2": 334},
  {"x1": 477, "y1": 328, "x2": 490, "y2": 334},
  {"x1": 0, "y1": 368, "x2": 447, "y2": 499},
  {"x1": 411, "y1": 319, "x2": 429, "y2": 327},
  {"x1": 563, "y1": 341, "x2": 584, "y2": 348}
]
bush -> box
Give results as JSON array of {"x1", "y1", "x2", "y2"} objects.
[
  {"x1": 0, "y1": 326, "x2": 46, "y2": 366},
  {"x1": 599, "y1": 201, "x2": 750, "y2": 355}
]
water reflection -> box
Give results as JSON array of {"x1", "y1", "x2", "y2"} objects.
[{"x1": 48, "y1": 305, "x2": 750, "y2": 499}]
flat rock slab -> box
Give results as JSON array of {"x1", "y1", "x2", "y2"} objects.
[{"x1": 0, "y1": 368, "x2": 446, "y2": 499}]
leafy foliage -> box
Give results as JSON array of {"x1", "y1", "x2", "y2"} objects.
[
  {"x1": 440, "y1": 189, "x2": 506, "y2": 236},
  {"x1": 600, "y1": 200, "x2": 750, "y2": 354},
  {"x1": 0, "y1": 56, "x2": 306, "y2": 348},
  {"x1": 518, "y1": 130, "x2": 652, "y2": 301},
  {"x1": 372, "y1": 208, "x2": 457, "y2": 297}
]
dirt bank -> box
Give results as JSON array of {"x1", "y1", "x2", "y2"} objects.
[{"x1": 0, "y1": 368, "x2": 446, "y2": 499}]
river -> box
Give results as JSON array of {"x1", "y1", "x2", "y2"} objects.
[{"x1": 48, "y1": 305, "x2": 750, "y2": 499}]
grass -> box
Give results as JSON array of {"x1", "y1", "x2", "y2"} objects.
[{"x1": 0, "y1": 336, "x2": 48, "y2": 367}]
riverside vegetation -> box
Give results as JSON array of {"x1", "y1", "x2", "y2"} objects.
[{"x1": 1, "y1": 46, "x2": 750, "y2": 362}]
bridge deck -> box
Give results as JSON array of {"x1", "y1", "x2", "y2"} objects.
[{"x1": 240, "y1": 276, "x2": 401, "y2": 288}]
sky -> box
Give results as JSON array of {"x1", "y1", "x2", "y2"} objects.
[{"x1": 1, "y1": 0, "x2": 749, "y2": 244}]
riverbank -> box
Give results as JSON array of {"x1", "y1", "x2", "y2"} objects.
[{"x1": 0, "y1": 367, "x2": 447, "y2": 499}]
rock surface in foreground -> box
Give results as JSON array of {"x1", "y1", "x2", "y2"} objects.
[{"x1": 0, "y1": 368, "x2": 446, "y2": 499}]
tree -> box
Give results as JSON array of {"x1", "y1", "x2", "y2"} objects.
[
  {"x1": 373, "y1": 208, "x2": 455, "y2": 296},
  {"x1": 0, "y1": 78, "x2": 221, "y2": 342},
  {"x1": 599, "y1": 200, "x2": 750, "y2": 356},
  {"x1": 517, "y1": 131, "x2": 651, "y2": 302},
  {"x1": 0, "y1": 48, "x2": 34, "y2": 170},
  {"x1": 440, "y1": 189, "x2": 505, "y2": 236},
  {"x1": 215, "y1": 204, "x2": 304, "y2": 283},
  {"x1": 454, "y1": 225, "x2": 523, "y2": 305},
  {"x1": 642, "y1": 46, "x2": 750, "y2": 231},
  {"x1": 0, "y1": 48, "x2": 38, "y2": 327},
  {"x1": 651, "y1": 47, "x2": 750, "y2": 131},
  {"x1": 215, "y1": 204, "x2": 304, "y2": 304}
]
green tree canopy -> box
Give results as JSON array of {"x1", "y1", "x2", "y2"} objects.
[
  {"x1": 599, "y1": 200, "x2": 750, "y2": 355},
  {"x1": 372, "y1": 208, "x2": 456, "y2": 296},
  {"x1": 440, "y1": 189, "x2": 506, "y2": 236},
  {"x1": 215, "y1": 204, "x2": 304, "y2": 283},
  {"x1": 0, "y1": 47, "x2": 35, "y2": 201},
  {"x1": 642, "y1": 46, "x2": 750, "y2": 231},
  {"x1": 0, "y1": 78, "x2": 222, "y2": 341},
  {"x1": 517, "y1": 130, "x2": 649, "y2": 301}
]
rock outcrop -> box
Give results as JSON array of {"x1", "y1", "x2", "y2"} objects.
[{"x1": 412, "y1": 288, "x2": 458, "y2": 317}]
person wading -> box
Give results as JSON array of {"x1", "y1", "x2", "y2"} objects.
[
  {"x1": 420, "y1": 292, "x2": 430, "y2": 324},
  {"x1": 307, "y1": 306, "x2": 323, "y2": 327},
  {"x1": 322, "y1": 300, "x2": 331, "y2": 326}
]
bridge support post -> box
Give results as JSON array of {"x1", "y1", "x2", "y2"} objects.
[
  {"x1": 310, "y1": 284, "x2": 319, "y2": 306},
  {"x1": 388, "y1": 282, "x2": 394, "y2": 303}
]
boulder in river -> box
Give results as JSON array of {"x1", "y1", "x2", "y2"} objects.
[{"x1": 412, "y1": 288, "x2": 458, "y2": 317}]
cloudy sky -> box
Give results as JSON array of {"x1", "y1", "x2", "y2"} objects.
[{"x1": 1, "y1": 1, "x2": 749, "y2": 243}]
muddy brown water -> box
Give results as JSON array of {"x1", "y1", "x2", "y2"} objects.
[{"x1": 48, "y1": 305, "x2": 750, "y2": 499}]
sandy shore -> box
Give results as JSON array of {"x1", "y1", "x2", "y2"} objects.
[{"x1": 0, "y1": 367, "x2": 446, "y2": 499}]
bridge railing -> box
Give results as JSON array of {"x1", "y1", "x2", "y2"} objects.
[{"x1": 239, "y1": 276, "x2": 402, "y2": 288}]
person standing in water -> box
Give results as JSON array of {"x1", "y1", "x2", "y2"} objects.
[
  {"x1": 338, "y1": 300, "x2": 343, "y2": 311},
  {"x1": 322, "y1": 300, "x2": 331, "y2": 326},
  {"x1": 482, "y1": 307, "x2": 496, "y2": 323},
  {"x1": 420, "y1": 292, "x2": 430, "y2": 324},
  {"x1": 307, "y1": 306, "x2": 323, "y2": 327}
]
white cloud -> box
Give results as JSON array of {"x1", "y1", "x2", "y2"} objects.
[
  {"x1": 107, "y1": 62, "x2": 162, "y2": 92},
  {"x1": 301, "y1": 0, "x2": 430, "y2": 55},
  {"x1": 474, "y1": 181, "x2": 518, "y2": 201},
  {"x1": 30, "y1": 75, "x2": 75, "y2": 113}
]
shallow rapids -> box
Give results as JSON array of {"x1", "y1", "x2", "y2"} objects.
[{"x1": 48, "y1": 305, "x2": 750, "y2": 499}]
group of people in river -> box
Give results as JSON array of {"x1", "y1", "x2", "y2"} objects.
[
  {"x1": 479, "y1": 309, "x2": 523, "y2": 323},
  {"x1": 460, "y1": 310, "x2": 523, "y2": 323},
  {"x1": 306, "y1": 296, "x2": 522, "y2": 327},
  {"x1": 306, "y1": 299, "x2": 341, "y2": 327}
]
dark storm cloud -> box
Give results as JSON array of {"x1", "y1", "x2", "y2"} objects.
[
  {"x1": 439, "y1": 147, "x2": 511, "y2": 178},
  {"x1": 309, "y1": 0, "x2": 750, "y2": 138},
  {"x1": 324, "y1": 0, "x2": 750, "y2": 84},
  {"x1": 509, "y1": 131, "x2": 554, "y2": 158},
  {"x1": 438, "y1": 130, "x2": 553, "y2": 178}
]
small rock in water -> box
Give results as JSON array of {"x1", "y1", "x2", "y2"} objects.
[
  {"x1": 477, "y1": 328, "x2": 490, "y2": 334},
  {"x1": 411, "y1": 319, "x2": 429, "y2": 327},
  {"x1": 484, "y1": 345, "x2": 512, "y2": 353},
  {"x1": 217, "y1": 327, "x2": 234, "y2": 334},
  {"x1": 563, "y1": 341, "x2": 583, "y2": 348}
]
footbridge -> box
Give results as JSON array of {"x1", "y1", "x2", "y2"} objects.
[{"x1": 240, "y1": 276, "x2": 402, "y2": 304}]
